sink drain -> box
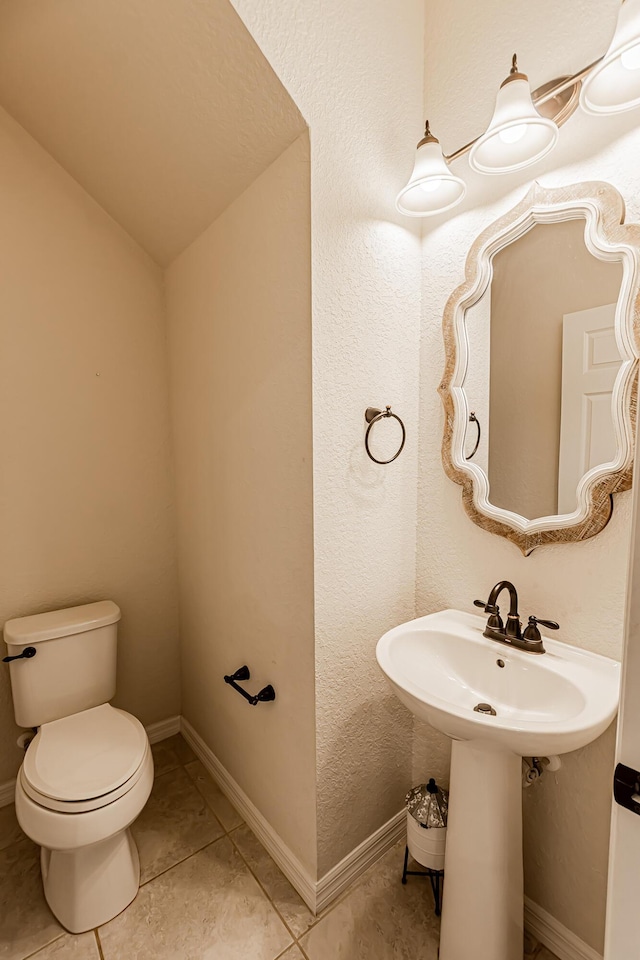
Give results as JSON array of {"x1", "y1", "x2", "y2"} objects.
[{"x1": 473, "y1": 702, "x2": 497, "y2": 716}]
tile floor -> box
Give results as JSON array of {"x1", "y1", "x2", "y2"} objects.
[{"x1": 0, "y1": 734, "x2": 559, "y2": 960}]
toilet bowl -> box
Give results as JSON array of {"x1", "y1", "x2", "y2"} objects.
[
  {"x1": 14, "y1": 703, "x2": 153, "y2": 932},
  {"x1": 3, "y1": 601, "x2": 154, "y2": 933}
]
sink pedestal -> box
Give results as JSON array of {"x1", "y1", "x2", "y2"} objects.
[
  {"x1": 377, "y1": 608, "x2": 620, "y2": 958},
  {"x1": 439, "y1": 739, "x2": 523, "y2": 960}
]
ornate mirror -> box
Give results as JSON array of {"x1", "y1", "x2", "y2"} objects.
[{"x1": 439, "y1": 181, "x2": 640, "y2": 554}]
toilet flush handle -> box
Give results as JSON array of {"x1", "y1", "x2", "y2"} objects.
[{"x1": 2, "y1": 646, "x2": 37, "y2": 663}]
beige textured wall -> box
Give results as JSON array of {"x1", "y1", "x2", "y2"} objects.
[
  {"x1": 0, "y1": 0, "x2": 425, "y2": 883},
  {"x1": 418, "y1": 0, "x2": 640, "y2": 945},
  {"x1": 523, "y1": 720, "x2": 617, "y2": 949},
  {"x1": 166, "y1": 135, "x2": 317, "y2": 874},
  {"x1": 231, "y1": 0, "x2": 424, "y2": 878},
  {"x1": 489, "y1": 219, "x2": 622, "y2": 519},
  {"x1": 0, "y1": 107, "x2": 180, "y2": 782}
]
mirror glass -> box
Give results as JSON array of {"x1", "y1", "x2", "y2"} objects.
[{"x1": 463, "y1": 217, "x2": 624, "y2": 520}]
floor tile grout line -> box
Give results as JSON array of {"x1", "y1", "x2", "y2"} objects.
[
  {"x1": 273, "y1": 942, "x2": 312, "y2": 960},
  {"x1": 172, "y1": 743, "x2": 369, "y2": 956},
  {"x1": 138, "y1": 831, "x2": 228, "y2": 888},
  {"x1": 178, "y1": 753, "x2": 245, "y2": 837},
  {"x1": 15, "y1": 738, "x2": 554, "y2": 960},
  {"x1": 178, "y1": 753, "x2": 251, "y2": 840},
  {"x1": 152, "y1": 743, "x2": 245, "y2": 839},
  {"x1": 14, "y1": 741, "x2": 302, "y2": 960},
  {"x1": 19, "y1": 932, "x2": 66, "y2": 960},
  {"x1": 13, "y1": 739, "x2": 446, "y2": 960},
  {"x1": 153, "y1": 749, "x2": 312, "y2": 956},
  {"x1": 293, "y1": 938, "x2": 313, "y2": 960},
  {"x1": 164, "y1": 739, "x2": 316, "y2": 960},
  {"x1": 221, "y1": 813, "x2": 342, "y2": 943},
  {"x1": 175, "y1": 749, "x2": 362, "y2": 943},
  {"x1": 185, "y1": 780, "x2": 240, "y2": 836},
  {"x1": 137, "y1": 798, "x2": 306, "y2": 958},
  {"x1": 226, "y1": 827, "x2": 300, "y2": 946},
  {"x1": 13, "y1": 741, "x2": 393, "y2": 960},
  {"x1": 223, "y1": 812, "x2": 359, "y2": 947},
  {"x1": 190, "y1": 752, "x2": 393, "y2": 932},
  {"x1": 175, "y1": 750, "x2": 319, "y2": 938},
  {"x1": 141, "y1": 744, "x2": 233, "y2": 888},
  {"x1": 94, "y1": 928, "x2": 106, "y2": 960}
]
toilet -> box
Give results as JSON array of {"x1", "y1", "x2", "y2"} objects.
[{"x1": 3, "y1": 600, "x2": 154, "y2": 933}]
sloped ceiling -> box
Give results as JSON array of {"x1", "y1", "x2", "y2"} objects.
[{"x1": 0, "y1": 0, "x2": 306, "y2": 264}]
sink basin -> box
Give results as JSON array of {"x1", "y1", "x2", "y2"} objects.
[
  {"x1": 376, "y1": 608, "x2": 620, "y2": 756},
  {"x1": 376, "y1": 607, "x2": 621, "y2": 960}
]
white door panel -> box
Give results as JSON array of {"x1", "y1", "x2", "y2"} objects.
[
  {"x1": 558, "y1": 304, "x2": 620, "y2": 514},
  {"x1": 605, "y1": 464, "x2": 640, "y2": 957}
]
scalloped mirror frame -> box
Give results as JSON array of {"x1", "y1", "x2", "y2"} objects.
[{"x1": 439, "y1": 181, "x2": 640, "y2": 556}]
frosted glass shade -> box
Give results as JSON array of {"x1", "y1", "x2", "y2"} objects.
[
  {"x1": 396, "y1": 137, "x2": 466, "y2": 217},
  {"x1": 469, "y1": 76, "x2": 558, "y2": 175},
  {"x1": 581, "y1": 0, "x2": 640, "y2": 114}
]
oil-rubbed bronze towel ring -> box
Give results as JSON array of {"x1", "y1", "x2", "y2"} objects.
[
  {"x1": 364, "y1": 405, "x2": 406, "y2": 464},
  {"x1": 465, "y1": 411, "x2": 481, "y2": 461}
]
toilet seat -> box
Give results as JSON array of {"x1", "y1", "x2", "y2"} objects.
[
  {"x1": 15, "y1": 743, "x2": 154, "y2": 929},
  {"x1": 22, "y1": 704, "x2": 149, "y2": 813}
]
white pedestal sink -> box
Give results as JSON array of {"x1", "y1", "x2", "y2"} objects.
[{"x1": 376, "y1": 609, "x2": 620, "y2": 960}]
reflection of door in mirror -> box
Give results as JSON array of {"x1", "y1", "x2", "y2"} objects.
[
  {"x1": 557, "y1": 305, "x2": 619, "y2": 514},
  {"x1": 484, "y1": 218, "x2": 623, "y2": 521}
]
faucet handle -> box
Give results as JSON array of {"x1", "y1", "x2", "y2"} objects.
[
  {"x1": 474, "y1": 599, "x2": 499, "y2": 614},
  {"x1": 523, "y1": 616, "x2": 559, "y2": 648},
  {"x1": 528, "y1": 617, "x2": 559, "y2": 630},
  {"x1": 474, "y1": 600, "x2": 503, "y2": 632}
]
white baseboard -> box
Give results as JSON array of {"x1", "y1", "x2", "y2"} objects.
[
  {"x1": 145, "y1": 715, "x2": 181, "y2": 744},
  {"x1": 180, "y1": 717, "x2": 318, "y2": 911},
  {"x1": 0, "y1": 714, "x2": 182, "y2": 808},
  {"x1": 0, "y1": 710, "x2": 604, "y2": 960},
  {"x1": 316, "y1": 808, "x2": 405, "y2": 912},
  {"x1": 181, "y1": 719, "x2": 605, "y2": 949},
  {"x1": 180, "y1": 717, "x2": 406, "y2": 916},
  {"x1": 525, "y1": 897, "x2": 603, "y2": 960}
]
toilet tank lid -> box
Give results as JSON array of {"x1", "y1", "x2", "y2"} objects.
[{"x1": 4, "y1": 600, "x2": 121, "y2": 646}]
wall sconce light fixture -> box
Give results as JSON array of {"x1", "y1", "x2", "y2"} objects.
[
  {"x1": 469, "y1": 56, "x2": 558, "y2": 175},
  {"x1": 395, "y1": 123, "x2": 466, "y2": 217},
  {"x1": 581, "y1": 0, "x2": 640, "y2": 114},
  {"x1": 398, "y1": 0, "x2": 640, "y2": 217}
]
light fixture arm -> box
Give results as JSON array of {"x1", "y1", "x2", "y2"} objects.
[
  {"x1": 444, "y1": 55, "x2": 605, "y2": 164},
  {"x1": 533, "y1": 57, "x2": 603, "y2": 107},
  {"x1": 396, "y1": 1, "x2": 639, "y2": 215}
]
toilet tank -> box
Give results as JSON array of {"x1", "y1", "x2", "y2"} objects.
[{"x1": 3, "y1": 601, "x2": 121, "y2": 728}]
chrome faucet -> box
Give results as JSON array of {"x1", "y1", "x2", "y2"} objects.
[{"x1": 474, "y1": 580, "x2": 559, "y2": 655}]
